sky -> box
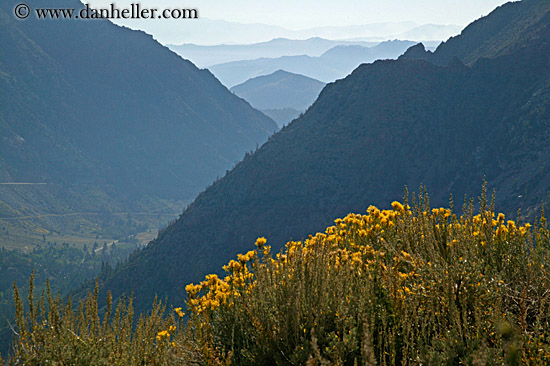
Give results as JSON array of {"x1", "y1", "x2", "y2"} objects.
[
  {"x1": 178, "y1": 0, "x2": 510, "y2": 29},
  {"x1": 87, "y1": 0, "x2": 512, "y2": 44}
]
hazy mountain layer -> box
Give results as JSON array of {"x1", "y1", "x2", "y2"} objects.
[
  {"x1": 231, "y1": 70, "x2": 325, "y2": 115},
  {"x1": 168, "y1": 38, "x2": 379, "y2": 68},
  {"x1": 259, "y1": 108, "x2": 302, "y2": 127},
  {"x1": 210, "y1": 40, "x2": 416, "y2": 86},
  {"x1": 119, "y1": 19, "x2": 452, "y2": 47}
]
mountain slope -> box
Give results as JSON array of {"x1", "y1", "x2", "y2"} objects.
[
  {"x1": 230, "y1": 70, "x2": 325, "y2": 114},
  {"x1": 0, "y1": 0, "x2": 277, "y2": 247},
  {"x1": 97, "y1": 0, "x2": 550, "y2": 313}
]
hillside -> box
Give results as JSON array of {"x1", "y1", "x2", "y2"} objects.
[
  {"x1": 209, "y1": 40, "x2": 417, "y2": 87},
  {"x1": 92, "y1": 0, "x2": 550, "y2": 314},
  {"x1": 230, "y1": 70, "x2": 325, "y2": 126},
  {"x1": 0, "y1": 0, "x2": 277, "y2": 249}
]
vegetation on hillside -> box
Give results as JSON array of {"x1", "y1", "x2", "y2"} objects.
[{"x1": 6, "y1": 190, "x2": 550, "y2": 364}]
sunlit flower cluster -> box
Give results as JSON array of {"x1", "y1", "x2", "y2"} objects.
[{"x1": 181, "y1": 198, "x2": 550, "y2": 364}]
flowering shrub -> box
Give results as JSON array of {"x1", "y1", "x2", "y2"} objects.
[{"x1": 185, "y1": 191, "x2": 550, "y2": 365}]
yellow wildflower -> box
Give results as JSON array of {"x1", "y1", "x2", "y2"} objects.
[
  {"x1": 156, "y1": 330, "x2": 170, "y2": 341},
  {"x1": 255, "y1": 237, "x2": 267, "y2": 248},
  {"x1": 391, "y1": 201, "x2": 404, "y2": 212}
]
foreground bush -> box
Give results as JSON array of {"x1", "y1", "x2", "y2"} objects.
[
  {"x1": 7, "y1": 189, "x2": 550, "y2": 365},
  {"x1": 186, "y1": 190, "x2": 550, "y2": 365}
]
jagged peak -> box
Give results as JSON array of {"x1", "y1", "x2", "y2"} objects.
[{"x1": 399, "y1": 43, "x2": 431, "y2": 60}]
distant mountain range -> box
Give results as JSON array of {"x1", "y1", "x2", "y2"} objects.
[
  {"x1": 231, "y1": 70, "x2": 325, "y2": 127},
  {"x1": 0, "y1": 0, "x2": 277, "y2": 246},
  {"x1": 95, "y1": 0, "x2": 550, "y2": 315},
  {"x1": 392, "y1": 24, "x2": 464, "y2": 42},
  {"x1": 118, "y1": 18, "x2": 460, "y2": 46},
  {"x1": 210, "y1": 40, "x2": 419, "y2": 87},
  {"x1": 168, "y1": 37, "x2": 380, "y2": 68}
]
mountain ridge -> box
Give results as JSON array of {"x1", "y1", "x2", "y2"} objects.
[
  {"x1": 90, "y1": 0, "x2": 550, "y2": 316},
  {"x1": 210, "y1": 40, "x2": 417, "y2": 86},
  {"x1": 401, "y1": 0, "x2": 550, "y2": 66}
]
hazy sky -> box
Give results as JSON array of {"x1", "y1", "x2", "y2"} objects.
[
  {"x1": 88, "y1": 0, "x2": 510, "y2": 28},
  {"x1": 196, "y1": 0, "x2": 509, "y2": 29},
  {"x1": 87, "y1": 0, "x2": 512, "y2": 44}
]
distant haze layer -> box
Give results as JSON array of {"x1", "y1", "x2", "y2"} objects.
[{"x1": 85, "y1": 0, "x2": 508, "y2": 45}]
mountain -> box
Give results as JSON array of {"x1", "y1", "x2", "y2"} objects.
[
  {"x1": 167, "y1": 38, "x2": 379, "y2": 68},
  {"x1": 230, "y1": 70, "x2": 325, "y2": 126},
  {"x1": 319, "y1": 40, "x2": 418, "y2": 71},
  {"x1": 112, "y1": 19, "x2": 423, "y2": 47},
  {"x1": 209, "y1": 40, "x2": 417, "y2": 87},
  {"x1": 400, "y1": 0, "x2": 550, "y2": 66},
  {"x1": 0, "y1": 0, "x2": 277, "y2": 249},
  {"x1": 210, "y1": 54, "x2": 339, "y2": 87},
  {"x1": 93, "y1": 0, "x2": 550, "y2": 315},
  {"x1": 393, "y1": 24, "x2": 463, "y2": 42},
  {"x1": 292, "y1": 22, "x2": 419, "y2": 40},
  {"x1": 92, "y1": 0, "x2": 550, "y2": 312}
]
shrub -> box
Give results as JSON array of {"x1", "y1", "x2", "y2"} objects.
[
  {"x1": 185, "y1": 189, "x2": 550, "y2": 365},
  {"x1": 8, "y1": 277, "x2": 203, "y2": 365}
]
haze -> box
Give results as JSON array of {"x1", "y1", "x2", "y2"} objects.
[{"x1": 86, "y1": 0, "x2": 510, "y2": 44}]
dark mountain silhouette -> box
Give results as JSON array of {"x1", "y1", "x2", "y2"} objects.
[
  {"x1": 230, "y1": 70, "x2": 325, "y2": 126},
  {"x1": 0, "y1": 0, "x2": 277, "y2": 223},
  {"x1": 94, "y1": 0, "x2": 550, "y2": 315},
  {"x1": 210, "y1": 40, "x2": 417, "y2": 87}
]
